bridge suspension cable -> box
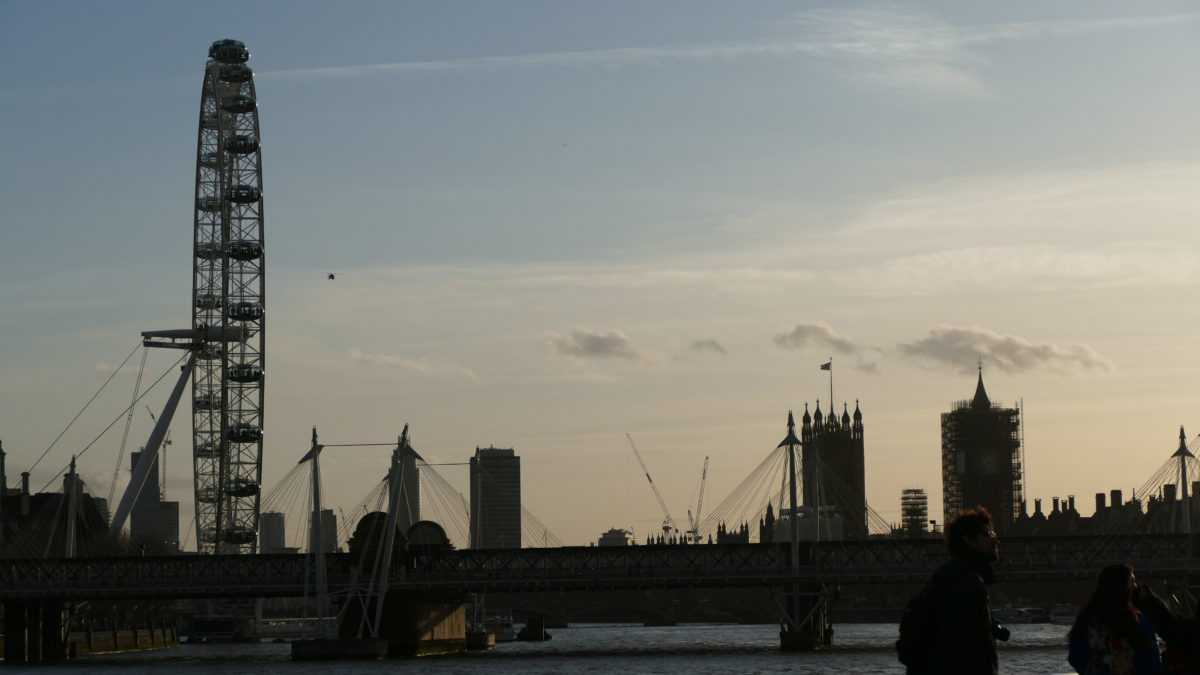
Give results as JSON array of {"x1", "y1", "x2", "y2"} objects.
[
  {"x1": 697, "y1": 437, "x2": 894, "y2": 543},
  {"x1": 106, "y1": 347, "x2": 149, "y2": 509},
  {"x1": 699, "y1": 444, "x2": 789, "y2": 542},
  {"x1": 26, "y1": 340, "x2": 141, "y2": 478},
  {"x1": 36, "y1": 351, "x2": 188, "y2": 496},
  {"x1": 255, "y1": 432, "x2": 565, "y2": 552}
]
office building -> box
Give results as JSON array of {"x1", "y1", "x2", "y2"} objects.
[
  {"x1": 470, "y1": 446, "x2": 521, "y2": 549},
  {"x1": 127, "y1": 450, "x2": 180, "y2": 552},
  {"x1": 260, "y1": 511, "x2": 286, "y2": 553},
  {"x1": 308, "y1": 508, "x2": 339, "y2": 553}
]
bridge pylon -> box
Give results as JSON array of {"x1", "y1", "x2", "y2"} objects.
[{"x1": 777, "y1": 411, "x2": 837, "y2": 650}]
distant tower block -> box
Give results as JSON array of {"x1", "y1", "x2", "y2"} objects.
[
  {"x1": 129, "y1": 450, "x2": 161, "y2": 548},
  {"x1": 191, "y1": 39, "x2": 266, "y2": 554},
  {"x1": 469, "y1": 446, "x2": 521, "y2": 549},
  {"x1": 260, "y1": 511, "x2": 285, "y2": 553},
  {"x1": 941, "y1": 367, "x2": 1024, "y2": 534},
  {"x1": 901, "y1": 488, "x2": 928, "y2": 537}
]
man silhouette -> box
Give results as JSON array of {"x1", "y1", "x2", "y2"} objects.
[{"x1": 925, "y1": 507, "x2": 1003, "y2": 675}]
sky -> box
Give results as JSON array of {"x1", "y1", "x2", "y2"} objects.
[{"x1": 2, "y1": 1, "x2": 1199, "y2": 550}]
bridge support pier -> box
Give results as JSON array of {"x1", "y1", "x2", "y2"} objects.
[
  {"x1": 778, "y1": 583, "x2": 835, "y2": 652},
  {"x1": 294, "y1": 591, "x2": 467, "y2": 660},
  {"x1": 379, "y1": 590, "x2": 467, "y2": 657},
  {"x1": 3, "y1": 601, "x2": 67, "y2": 665}
]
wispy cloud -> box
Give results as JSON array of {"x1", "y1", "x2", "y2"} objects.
[
  {"x1": 896, "y1": 326, "x2": 1114, "y2": 375},
  {"x1": 544, "y1": 327, "x2": 647, "y2": 362},
  {"x1": 790, "y1": 8, "x2": 1197, "y2": 98},
  {"x1": 811, "y1": 163, "x2": 1200, "y2": 296},
  {"x1": 775, "y1": 322, "x2": 860, "y2": 354},
  {"x1": 347, "y1": 348, "x2": 480, "y2": 382},
  {"x1": 262, "y1": 41, "x2": 819, "y2": 80},
  {"x1": 262, "y1": 9, "x2": 1196, "y2": 99}
]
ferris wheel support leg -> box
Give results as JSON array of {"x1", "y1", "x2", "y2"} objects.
[{"x1": 108, "y1": 354, "x2": 197, "y2": 536}]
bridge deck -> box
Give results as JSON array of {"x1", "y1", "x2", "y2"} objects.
[{"x1": 0, "y1": 534, "x2": 1197, "y2": 601}]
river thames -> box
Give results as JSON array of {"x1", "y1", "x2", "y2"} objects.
[{"x1": 41, "y1": 622, "x2": 1077, "y2": 674}]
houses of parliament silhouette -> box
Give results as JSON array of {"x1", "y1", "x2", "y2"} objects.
[{"x1": 718, "y1": 366, "x2": 1192, "y2": 546}]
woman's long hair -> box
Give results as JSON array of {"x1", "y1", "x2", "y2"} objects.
[{"x1": 1068, "y1": 564, "x2": 1149, "y2": 648}]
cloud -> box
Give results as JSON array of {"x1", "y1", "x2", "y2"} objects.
[
  {"x1": 856, "y1": 361, "x2": 880, "y2": 375},
  {"x1": 896, "y1": 326, "x2": 1114, "y2": 375},
  {"x1": 817, "y1": 164, "x2": 1200, "y2": 296},
  {"x1": 774, "y1": 323, "x2": 859, "y2": 355},
  {"x1": 95, "y1": 363, "x2": 120, "y2": 376},
  {"x1": 261, "y1": 40, "x2": 830, "y2": 81},
  {"x1": 790, "y1": 9, "x2": 1197, "y2": 98},
  {"x1": 262, "y1": 9, "x2": 1195, "y2": 100},
  {"x1": 347, "y1": 348, "x2": 479, "y2": 382},
  {"x1": 689, "y1": 338, "x2": 727, "y2": 355},
  {"x1": 544, "y1": 327, "x2": 644, "y2": 361}
]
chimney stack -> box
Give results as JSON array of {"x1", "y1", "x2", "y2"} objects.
[{"x1": 20, "y1": 472, "x2": 30, "y2": 516}]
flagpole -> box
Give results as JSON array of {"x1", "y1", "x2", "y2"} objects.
[{"x1": 828, "y1": 357, "x2": 833, "y2": 413}]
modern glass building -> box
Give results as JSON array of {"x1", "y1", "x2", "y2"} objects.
[{"x1": 470, "y1": 446, "x2": 521, "y2": 549}]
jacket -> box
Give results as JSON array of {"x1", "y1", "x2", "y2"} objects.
[
  {"x1": 926, "y1": 550, "x2": 998, "y2": 675},
  {"x1": 1068, "y1": 610, "x2": 1161, "y2": 675}
]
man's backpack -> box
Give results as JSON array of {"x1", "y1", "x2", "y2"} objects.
[{"x1": 895, "y1": 580, "x2": 944, "y2": 669}]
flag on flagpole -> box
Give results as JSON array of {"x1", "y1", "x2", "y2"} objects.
[{"x1": 820, "y1": 361, "x2": 831, "y2": 371}]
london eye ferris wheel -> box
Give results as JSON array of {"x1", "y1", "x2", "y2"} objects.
[{"x1": 191, "y1": 39, "x2": 265, "y2": 554}]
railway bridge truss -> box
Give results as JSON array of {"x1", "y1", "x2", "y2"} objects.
[{"x1": 2, "y1": 534, "x2": 1199, "y2": 602}]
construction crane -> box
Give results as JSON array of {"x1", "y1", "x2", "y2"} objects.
[
  {"x1": 625, "y1": 433, "x2": 679, "y2": 540},
  {"x1": 686, "y1": 456, "x2": 709, "y2": 544},
  {"x1": 145, "y1": 405, "x2": 172, "y2": 500}
]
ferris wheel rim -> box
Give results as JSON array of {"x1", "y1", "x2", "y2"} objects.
[{"x1": 190, "y1": 39, "x2": 266, "y2": 555}]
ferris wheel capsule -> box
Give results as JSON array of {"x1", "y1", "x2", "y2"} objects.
[
  {"x1": 227, "y1": 363, "x2": 263, "y2": 383},
  {"x1": 220, "y1": 94, "x2": 256, "y2": 114},
  {"x1": 197, "y1": 196, "x2": 222, "y2": 212},
  {"x1": 227, "y1": 301, "x2": 263, "y2": 321},
  {"x1": 226, "y1": 240, "x2": 262, "y2": 261},
  {"x1": 196, "y1": 242, "x2": 222, "y2": 260},
  {"x1": 218, "y1": 64, "x2": 253, "y2": 84},
  {"x1": 208, "y1": 39, "x2": 249, "y2": 64},
  {"x1": 228, "y1": 185, "x2": 260, "y2": 203},
  {"x1": 223, "y1": 135, "x2": 258, "y2": 154}
]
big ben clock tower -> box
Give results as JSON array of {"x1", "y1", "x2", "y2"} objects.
[{"x1": 940, "y1": 366, "x2": 1024, "y2": 534}]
